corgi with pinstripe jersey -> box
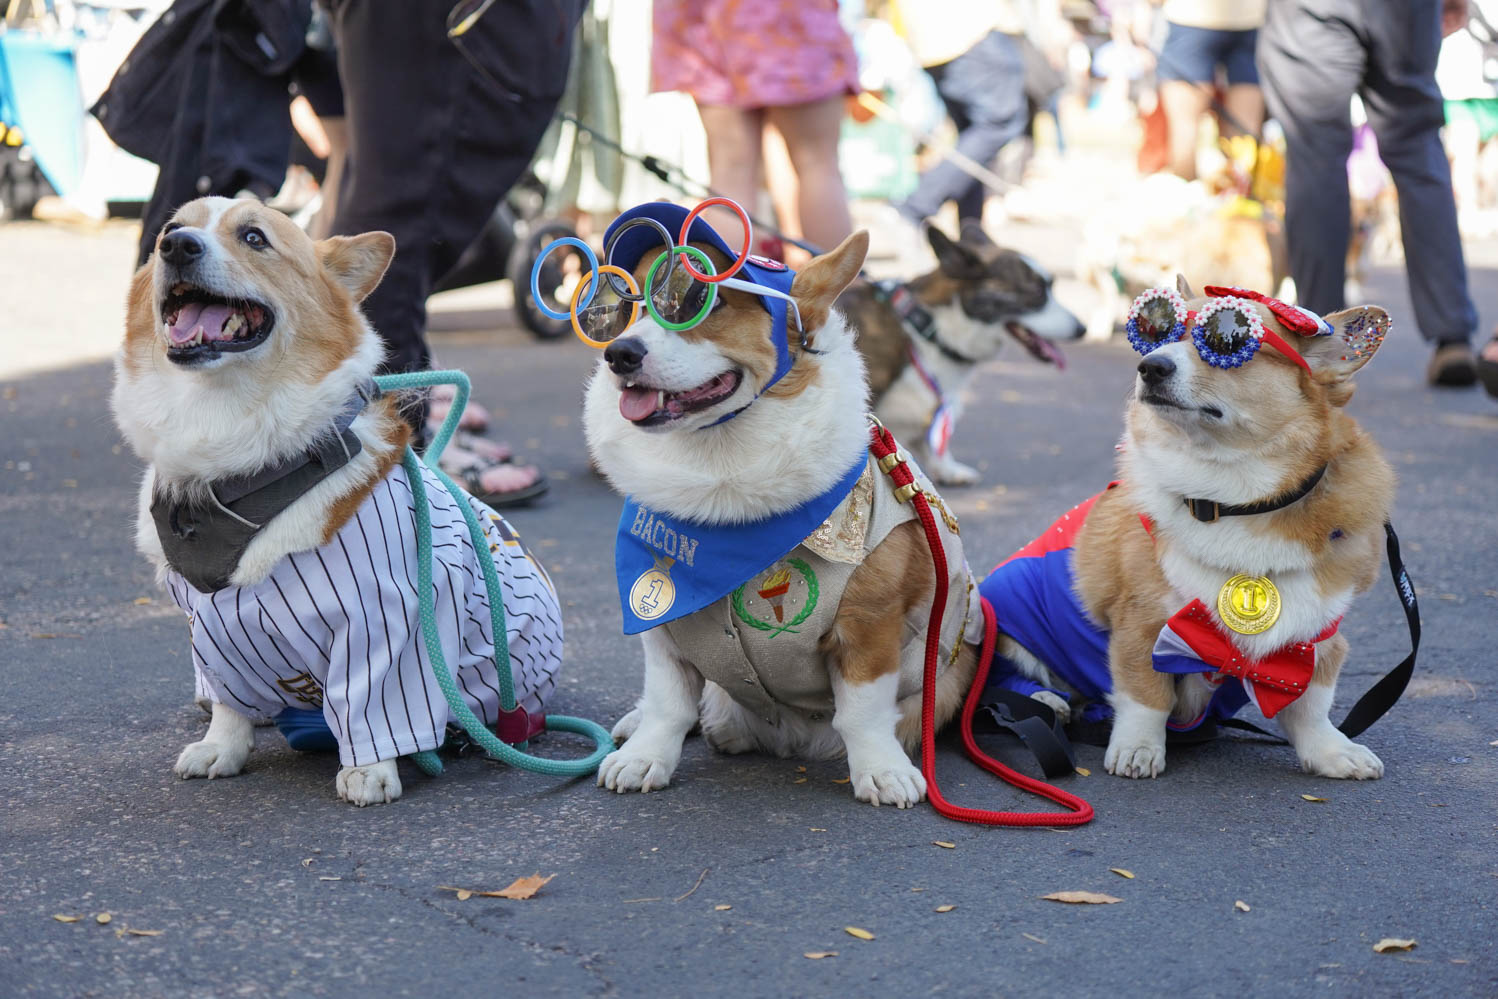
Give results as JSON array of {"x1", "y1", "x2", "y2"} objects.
[{"x1": 111, "y1": 197, "x2": 564, "y2": 806}]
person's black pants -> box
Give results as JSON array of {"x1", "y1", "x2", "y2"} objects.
[
  {"x1": 325, "y1": 0, "x2": 581, "y2": 384},
  {"x1": 1258, "y1": 0, "x2": 1476, "y2": 344}
]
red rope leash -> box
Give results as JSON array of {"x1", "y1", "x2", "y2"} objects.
[{"x1": 868, "y1": 424, "x2": 1094, "y2": 827}]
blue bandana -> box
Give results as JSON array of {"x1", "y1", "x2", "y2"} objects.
[
  {"x1": 615, "y1": 455, "x2": 866, "y2": 634},
  {"x1": 601, "y1": 202, "x2": 798, "y2": 404}
]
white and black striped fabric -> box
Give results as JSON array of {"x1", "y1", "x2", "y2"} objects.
[{"x1": 165, "y1": 460, "x2": 563, "y2": 767}]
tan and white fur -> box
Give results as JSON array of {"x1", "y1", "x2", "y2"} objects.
[
  {"x1": 1003, "y1": 276, "x2": 1394, "y2": 780},
  {"x1": 111, "y1": 196, "x2": 413, "y2": 805},
  {"x1": 584, "y1": 233, "x2": 978, "y2": 807}
]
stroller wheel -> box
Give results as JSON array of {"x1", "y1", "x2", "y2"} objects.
[{"x1": 510, "y1": 220, "x2": 583, "y2": 340}]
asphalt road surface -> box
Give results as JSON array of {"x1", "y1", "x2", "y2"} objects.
[{"x1": 2, "y1": 220, "x2": 1495, "y2": 998}]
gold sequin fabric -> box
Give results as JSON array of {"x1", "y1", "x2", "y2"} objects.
[{"x1": 803, "y1": 464, "x2": 874, "y2": 564}]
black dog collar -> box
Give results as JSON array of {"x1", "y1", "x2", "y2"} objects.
[
  {"x1": 1183, "y1": 464, "x2": 1328, "y2": 524},
  {"x1": 151, "y1": 379, "x2": 379, "y2": 592}
]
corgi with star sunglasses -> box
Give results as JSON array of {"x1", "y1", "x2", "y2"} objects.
[{"x1": 1125, "y1": 285, "x2": 1333, "y2": 375}]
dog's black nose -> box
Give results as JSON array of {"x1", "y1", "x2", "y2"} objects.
[
  {"x1": 605, "y1": 336, "x2": 647, "y2": 375},
  {"x1": 1137, "y1": 353, "x2": 1176, "y2": 386},
  {"x1": 159, "y1": 229, "x2": 205, "y2": 267}
]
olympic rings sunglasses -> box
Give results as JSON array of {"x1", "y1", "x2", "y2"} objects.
[
  {"x1": 528, "y1": 198, "x2": 804, "y2": 349},
  {"x1": 1126, "y1": 287, "x2": 1312, "y2": 373}
]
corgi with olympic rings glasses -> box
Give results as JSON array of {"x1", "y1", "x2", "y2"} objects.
[{"x1": 536, "y1": 201, "x2": 986, "y2": 806}]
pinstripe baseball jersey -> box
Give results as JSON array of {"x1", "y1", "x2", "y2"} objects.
[{"x1": 164, "y1": 460, "x2": 563, "y2": 767}]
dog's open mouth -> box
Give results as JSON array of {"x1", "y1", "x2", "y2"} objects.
[
  {"x1": 1005, "y1": 321, "x2": 1066, "y2": 369},
  {"x1": 618, "y1": 370, "x2": 743, "y2": 426},
  {"x1": 160, "y1": 283, "x2": 274, "y2": 364}
]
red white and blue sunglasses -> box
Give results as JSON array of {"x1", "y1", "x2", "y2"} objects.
[{"x1": 1126, "y1": 285, "x2": 1333, "y2": 374}]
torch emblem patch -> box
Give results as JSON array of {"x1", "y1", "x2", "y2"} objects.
[{"x1": 732, "y1": 558, "x2": 819, "y2": 637}]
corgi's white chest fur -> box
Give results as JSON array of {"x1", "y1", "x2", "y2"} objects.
[{"x1": 1128, "y1": 442, "x2": 1353, "y2": 663}]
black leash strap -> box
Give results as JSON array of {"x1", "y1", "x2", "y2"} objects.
[
  {"x1": 1336, "y1": 521, "x2": 1420, "y2": 737},
  {"x1": 971, "y1": 689, "x2": 1076, "y2": 778}
]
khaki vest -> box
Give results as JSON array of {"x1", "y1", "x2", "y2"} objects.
[{"x1": 665, "y1": 451, "x2": 982, "y2": 726}]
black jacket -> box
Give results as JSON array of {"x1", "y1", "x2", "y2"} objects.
[{"x1": 91, "y1": 0, "x2": 312, "y2": 264}]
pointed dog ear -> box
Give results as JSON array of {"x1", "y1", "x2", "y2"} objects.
[
  {"x1": 927, "y1": 225, "x2": 986, "y2": 280},
  {"x1": 791, "y1": 230, "x2": 868, "y2": 334},
  {"x1": 1175, "y1": 273, "x2": 1195, "y2": 299},
  {"x1": 1297, "y1": 305, "x2": 1392, "y2": 379},
  {"x1": 318, "y1": 232, "x2": 396, "y2": 302}
]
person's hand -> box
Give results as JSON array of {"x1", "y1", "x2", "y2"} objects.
[{"x1": 1443, "y1": 0, "x2": 1470, "y2": 37}]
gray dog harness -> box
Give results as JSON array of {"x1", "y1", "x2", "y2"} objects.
[{"x1": 150, "y1": 380, "x2": 378, "y2": 592}]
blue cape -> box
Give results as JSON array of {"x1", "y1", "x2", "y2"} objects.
[{"x1": 615, "y1": 456, "x2": 865, "y2": 634}]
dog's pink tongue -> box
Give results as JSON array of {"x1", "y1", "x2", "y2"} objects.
[
  {"x1": 619, "y1": 386, "x2": 661, "y2": 422},
  {"x1": 169, "y1": 302, "x2": 237, "y2": 343}
]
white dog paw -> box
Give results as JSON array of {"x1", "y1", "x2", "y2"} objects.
[
  {"x1": 1030, "y1": 690, "x2": 1072, "y2": 724},
  {"x1": 336, "y1": 760, "x2": 402, "y2": 806},
  {"x1": 849, "y1": 757, "x2": 927, "y2": 808},
  {"x1": 611, "y1": 708, "x2": 642, "y2": 744},
  {"x1": 174, "y1": 739, "x2": 250, "y2": 779},
  {"x1": 597, "y1": 746, "x2": 677, "y2": 793},
  {"x1": 1299, "y1": 737, "x2": 1384, "y2": 780},
  {"x1": 1104, "y1": 737, "x2": 1166, "y2": 779}
]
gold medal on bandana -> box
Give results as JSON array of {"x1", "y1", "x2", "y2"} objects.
[
  {"x1": 1217, "y1": 573, "x2": 1281, "y2": 635},
  {"x1": 629, "y1": 557, "x2": 676, "y2": 621}
]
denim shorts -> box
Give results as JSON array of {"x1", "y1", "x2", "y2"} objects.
[{"x1": 1158, "y1": 22, "x2": 1259, "y2": 85}]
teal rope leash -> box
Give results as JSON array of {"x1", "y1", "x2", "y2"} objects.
[{"x1": 372, "y1": 370, "x2": 613, "y2": 778}]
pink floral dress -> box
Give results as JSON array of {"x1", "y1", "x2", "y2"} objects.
[{"x1": 652, "y1": 0, "x2": 859, "y2": 109}]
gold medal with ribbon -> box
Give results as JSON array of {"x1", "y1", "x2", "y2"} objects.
[
  {"x1": 1217, "y1": 573, "x2": 1281, "y2": 635},
  {"x1": 629, "y1": 556, "x2": 677, "y2": 621}
]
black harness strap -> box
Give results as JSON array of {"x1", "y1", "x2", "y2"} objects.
[
  {"x1": 872, "y1": 279, "x2": 983, "y2": 365},
  {"x1": 970, "y1": 688, "x2": 1076, "y2": 778}
]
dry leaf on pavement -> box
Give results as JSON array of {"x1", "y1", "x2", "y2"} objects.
[
  {"x1": 52, "y1": 915, "x2": 81, "y2": 923},
  {"x1": 95, "y1": 913, "x2": 112, "y2": 925},
  {"x1": 714, "y1": 905, "x2": 732, "y2": 911},
  {"x1": 934, "y1": 905, "x2": 956, "y2": 913},
  {"x1": 494, "y1": 875, "x2": 554, "y2": 899},
  {"x1": 1041, "y1": 891, "x2": 1121, "y2": 905},
  {"x1": 844, "y1": 926, "x2": 875, "y2": 940},
  {"x1": 438, "y1": 876, "x2": 554, "y2": 901},
  {"x1": 832, "y1": 778, "x2": 850, "y2": 784},
  {"x1": 1301, "y1": 795, "x2": 1328, "y2": 802},
  {"x1": 1110, "y1": 868, "x2": 1135, "y2": 879},
  {"x1": 1373, "y1": 938, "x2": 1417, "y2": 953},
  {"x1": 933, "y1": 841, "x2": 956, "y2": 849},
  {"x1": 1235, "y1": 900, "x2": 1251, "y2": 912},
  {"x1": 1074, "y1": 767, "x2": 1092, "y2": 777},
  {"x1": 804, "y1": 952, "x2": 838, "y2": 959}
]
